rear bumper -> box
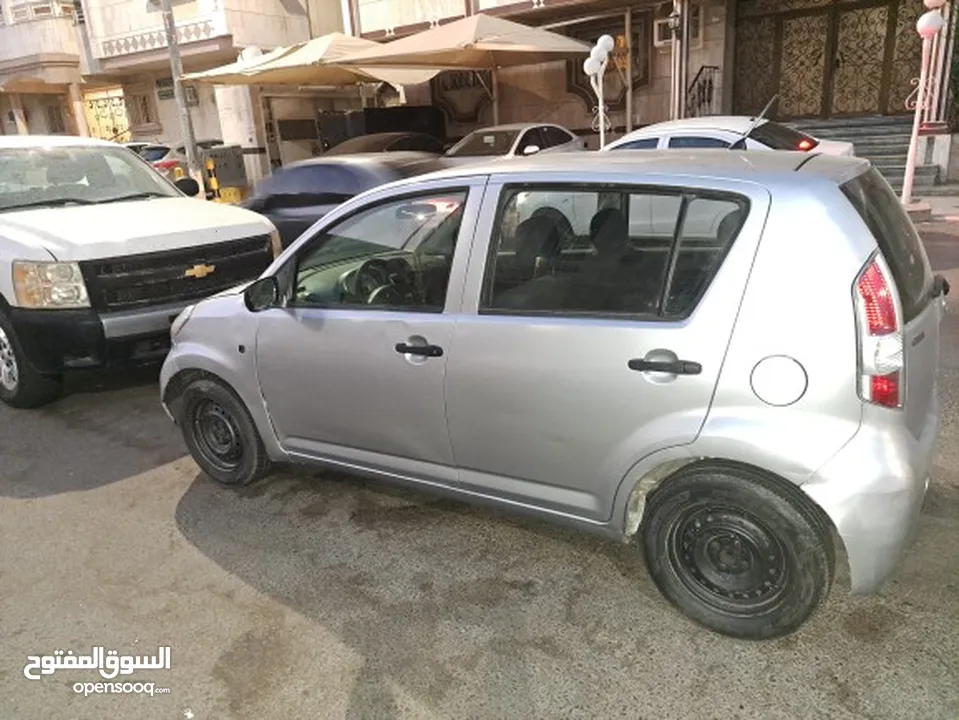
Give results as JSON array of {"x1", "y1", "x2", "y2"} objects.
[
  {"x1": 802, "y1": 398, "x2": 939, "y2": 594},
  {"x1": 8, "y1": 301, "x2": 191, "y2": 375}
]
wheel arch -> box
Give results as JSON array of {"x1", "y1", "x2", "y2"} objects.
[
  {"x1": 162, "y1": 365, "x2": 288, "y2": 462},
  {"x1": 620, "y1": 457, "x2": 842, "y2": 556}
]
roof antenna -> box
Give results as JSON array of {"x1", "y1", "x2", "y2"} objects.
[{"x1": 728, "y1": 94, "x2": 779, "y2": 150}]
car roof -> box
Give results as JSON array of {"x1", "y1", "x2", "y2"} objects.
[
  {"x1": 615, "y1": 116, "x2": 770, "y2": 139},
  {"x1": 391, "y1": 149, "x2": 870, "y2": 188},
  {"x1": 284, "y1": 151, "x2": 442, "y2": 169},
  {"x1": 0, "y1": 134, "x2": 118, "y2": 149},
  {"x1": 469, "y1": 123, "x2": 541, "y2": 132}
]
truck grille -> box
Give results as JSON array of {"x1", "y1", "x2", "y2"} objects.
[{"x1": 80, "y1": 234, "x2": 273, "y2": 313}]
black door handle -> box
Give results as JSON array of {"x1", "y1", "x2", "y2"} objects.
[
  {"x1": 395, "y1": 343, "x2": 444, "y2": 358},
  {"x1": 628, "y1": 358, "x2": 702, "y2": 375}
]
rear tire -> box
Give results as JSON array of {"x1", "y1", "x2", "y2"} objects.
[
  {"x1": 178, "y1": 378, "x2": 271, "y2": 486},
  {"x1": 642, "y1": 462, "x2": 834, "y2": 640},
  {"x1": 0, "y1": 312, "x2": 63, "y2": 409}
]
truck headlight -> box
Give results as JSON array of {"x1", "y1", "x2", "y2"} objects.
[
  {"x1": 13, "y1": 261, "x2": 90, "y2": 309},
  {"x1": 269, "y1": 228, "x2": 282, "y2": 259}
]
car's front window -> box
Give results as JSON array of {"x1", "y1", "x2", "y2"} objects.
[
  {"x1": 0, "y1": 146, "x2": 180, "y2": 213},
  {"x1": 290, "y1": 190, "x2": 468, "y2": 311},
  {"x1": 446, "y1": 130, "x2": 519, "y2": 157}
]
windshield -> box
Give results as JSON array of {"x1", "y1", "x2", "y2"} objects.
[
  {"x1": 325, "y1": 134, "x2": 398, "y2": 155},
  {"x1": 446, "y1": 129, "x2": 519, "y2": 157},
  {"x1": 0, "y1": 145, "x2": 180, "y2": 213}
]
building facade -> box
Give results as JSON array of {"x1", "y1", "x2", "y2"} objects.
[
  {"x1": 344, "y1": 0, "x2": 953, "y2": 147},
  {"x1": 1, "y1": 0, "x2": 356, "y2": 179}
]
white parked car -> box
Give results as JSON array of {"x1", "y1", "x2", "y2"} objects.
[
  {"x1": 443, "y1": 123, "x2": 585, "y2": 165},
  {"x1": 603, "y1": 116, "x2": 855, "y2": 156},
  {"x1": 0, "y1": 135, "x2": 280, "y2": 409}
]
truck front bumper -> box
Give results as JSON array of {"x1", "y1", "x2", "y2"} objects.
[{"x1": 9, "y1": 302, "x2": 192, "y2": 375}]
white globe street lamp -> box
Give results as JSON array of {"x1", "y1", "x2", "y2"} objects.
[
  {"x1": 583, "y1": 34, "x2": 616, "y2": 148},
  {"x1": 902, "y1": 7, "x2": 947, "y2": 206}
]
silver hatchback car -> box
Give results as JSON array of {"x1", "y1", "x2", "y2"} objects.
[{"x1": 160, "y1": 151, "x2": 947, "y2": 639}]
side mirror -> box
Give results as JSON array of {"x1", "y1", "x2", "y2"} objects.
[
  {"x1": 174, "y1": 176, "x2": 201, "y2": 196},
  {"x1": 244, "y1": 276, "x2": 279, "y2": 312},
  {"x1": 523, "y1": 145, "x2": 541, "y2": 155}
]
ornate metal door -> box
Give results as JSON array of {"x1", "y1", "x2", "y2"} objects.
[
  {"x1": 778, "y1": 13, "x2": 830, "y2": 118},
  {"x1": 734, "y1": 0, "x2": 916, "y2": 120},
  {"x1": 828, "y1": 4, "x2": 890, "y2": 116}
]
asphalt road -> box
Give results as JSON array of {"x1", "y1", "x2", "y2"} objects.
[{"x1": 1, "y1": 227, "x2": 958, "y2": 720}]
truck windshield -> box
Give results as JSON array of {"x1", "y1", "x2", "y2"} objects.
[{"x1": 0, "y1": 145, "x2": 180, "y2": 213}]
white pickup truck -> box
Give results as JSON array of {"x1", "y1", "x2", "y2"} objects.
[{"x1": 0, "y1": 135, "x2": 280, "y2": 409}]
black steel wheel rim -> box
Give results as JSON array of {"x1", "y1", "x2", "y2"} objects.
[
  {"x1": 666, "y1": 503, "x2": 790, "y2": 617},
  {"x1": 191, "y1": 399, "x2": 244, "y2": 473}
]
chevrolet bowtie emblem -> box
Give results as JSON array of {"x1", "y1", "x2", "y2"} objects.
[{"x1": 185, "y1": 264, "x2": 215, "y2": 279}]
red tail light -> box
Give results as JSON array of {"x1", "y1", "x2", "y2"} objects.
[
  {"x1": 797, "y1": 139, "x2": 817, "y2": 151},
  {"x1": 854, "y1": 256, "x2": 903, "y2": 409},
  {"x1": 153, "y1": 160, "x2": 179, "y2": 170}
]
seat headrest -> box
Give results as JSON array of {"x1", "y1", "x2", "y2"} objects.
[{"x1": 589, "y1": 207, "x2": 628, "y2": 256}]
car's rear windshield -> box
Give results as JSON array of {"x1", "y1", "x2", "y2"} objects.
[
  {"x1": 139, "y1": 146, "x2": 170, "y2": 162},
  {"x1": 841, "y1": 167, "x2": 934, "y2": 323},
  {"x1": 748, "y1": 121, "x2": 816, "y2": 150}
]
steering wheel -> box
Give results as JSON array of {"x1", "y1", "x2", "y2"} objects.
[
  {"x1": 352, "y1": 258, "x2": 392, "y2": 299},
  {"x1": 367, "y1": 284, "x2": 406, "y2": 305}
]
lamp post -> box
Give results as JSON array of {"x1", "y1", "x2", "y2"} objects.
[
  {"x1": 902, "y1": 0, "x2": 947, "y2": 207},
  {"x1": 583, "y1": 34, "x2": 615, "y2": 149}
]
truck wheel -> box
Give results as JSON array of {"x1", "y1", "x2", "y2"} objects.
[
  {"x1": 178, "y1": 377, "x2": 271, "y2": 486},
  {"x1": 641, "y1": 462, "x2": 835, "y2": 640},
  {"x1": 0, "y1": 313, "x2": 63, "y2": 409}
]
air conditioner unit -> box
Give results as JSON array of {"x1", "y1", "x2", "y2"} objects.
[{"x1": 653, "y1": 4, "x2": 704, "y2": 50}]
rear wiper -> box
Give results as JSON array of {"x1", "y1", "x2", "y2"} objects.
[
  {"x1": 1, "y1": 198, "x2": 97, "y2": 212},
  {"x1": 95, "y1": 192, "x2": 167, "y2": 204}
]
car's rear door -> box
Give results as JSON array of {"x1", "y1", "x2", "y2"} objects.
[{"x1": 443, "y1": 173, "x2": 772, "y2": 522}]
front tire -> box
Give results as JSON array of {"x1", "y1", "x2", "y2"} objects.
[
  {"x1": 178, "y1": 378, "x2": 271, "y2": 486},
  {"x1": 642, "y1": 462, "x2": 835, "y2": 640},
  {"x1": 0, "y1": 312, "x2": 63, "y2": 409}
]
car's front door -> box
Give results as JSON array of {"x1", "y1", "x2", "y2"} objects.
[
  {"x1": 444, "y1": 177, "x2": 769, "y2": 522},
  {"x1": 253, "y1": 178, "x2": 484, "y2": 479}
]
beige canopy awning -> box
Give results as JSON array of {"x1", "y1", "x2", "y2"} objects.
[
  {"x1": 182, "y1": 32, "x2": 441, "y2": 89},
  {"x1": 181, "y1": 45, "x2": 300, "y2": 85},
  {"x1": 334, "y1": 14, "x2": 591, "y2": 123}
]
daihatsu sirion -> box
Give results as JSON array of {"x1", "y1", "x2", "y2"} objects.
[
  {"x1": 160, "y1": 150, "x2": 946, "y2": 639},
  {"x1": 0, "y1": 135, "x2": 281, "y2": 408}
]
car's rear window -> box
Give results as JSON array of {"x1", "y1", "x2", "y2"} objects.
[
  {"x1": 139, "y1": 146, "x2": 169, "y2": 162},
  {"x1": 748, "y1": 121, "x2": 815, "y2": 151},
  {"x1": 841, "y1": 168, "x2": 934, "y2": 323}
]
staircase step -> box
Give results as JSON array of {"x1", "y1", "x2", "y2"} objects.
[{"x1": 911, "y1": 183, "x2": 959, "y2": 197}]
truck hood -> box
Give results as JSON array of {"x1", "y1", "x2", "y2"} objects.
[{"x1": 1, "y1": 197, "x2": 275, "y2": 262}]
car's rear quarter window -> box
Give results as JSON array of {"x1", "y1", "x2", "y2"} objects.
[{"x1": 841, "y1": 168, "x2": 934, "y2": 323}]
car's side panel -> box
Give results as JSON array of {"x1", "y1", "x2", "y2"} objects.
[{"x1": 692, "y1": 178, "x2": 874, "y2": 481}]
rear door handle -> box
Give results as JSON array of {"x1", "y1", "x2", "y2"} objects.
[
  {"x1": 628, "y1": 358, "x2": 702, "y2": 375},
  {"x1": 395, "y1": 343, "x2": 444, "y2": 358}
]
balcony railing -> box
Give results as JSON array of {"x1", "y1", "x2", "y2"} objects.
[
  {"x1": 95, "y1": 10, "x2": 228, "y2": 59},
  {"x1": 686, "y1": 65, "x2": 721, "y2": 118}
]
